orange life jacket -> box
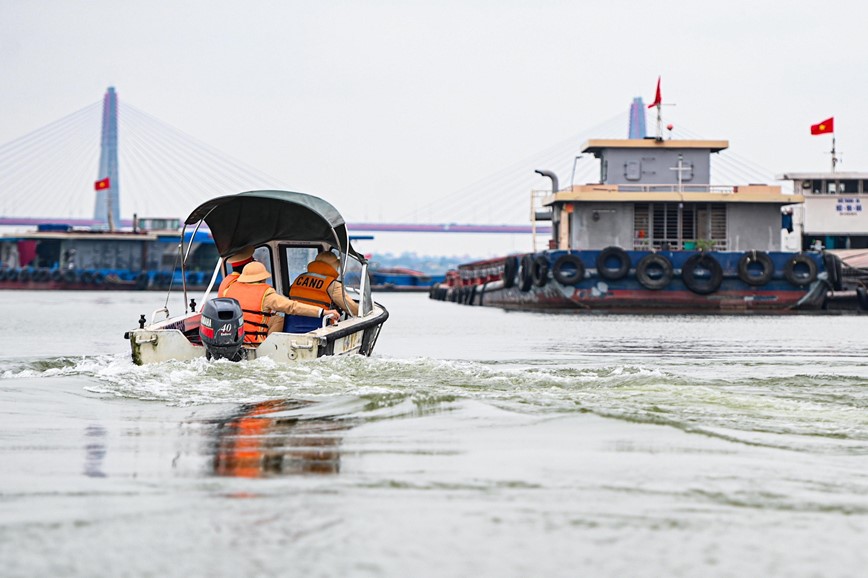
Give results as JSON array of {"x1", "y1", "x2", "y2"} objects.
[
  {"x1": 224, "y1": 282, "x2": 273, "y2": 344},
  {"x1": 289, "y1": 261, "x2": 338, "y2": 309},
  {"x1": 218, "y1": 272, "x2": 239, "y2": 297}
]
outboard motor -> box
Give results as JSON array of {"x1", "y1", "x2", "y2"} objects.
[{"x1": 199, "y1": 298, "x2": 245, "y2": 361}]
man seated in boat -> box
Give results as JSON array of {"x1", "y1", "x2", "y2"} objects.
[
  {"x1": 285, "y1": 251, "x2": 359, "y2": 333},
  {"x1": 217, "y1": 246, "x2": 255, "y2": 296},
  {"x1": 224, "y1": 261, "x2": 339, "y2": 345}
]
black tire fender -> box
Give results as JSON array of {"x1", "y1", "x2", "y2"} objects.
[
  {"x1": 682, "y1": 253, "x2": 723, "y2": 295},
  {"x1": 531, "y1": 256, "x2": 549, "y2": 287},
  {"x1": 135, "y1": 272, "x2": 150, "y2": 290},
  {"x1": 636, "y1": 253, "x2": 673, "y2": 290},
  {"x1": 596, "y1": 246, "x2": 631, "y2": 280},
  {"x1": 737, "y1": 251, "x2": 774, "y2": 286},
  {"x1": 552, "y1": 254, "x2": 585, "y2": 286},
  {"x1": 518, "y1": 254, "x2": 534, "y2": 292},
  {"x1": 502, "y1": 256, "x2": 518, "y2": 289},
  {"x1": 857, "y1": 286, "x2": 868, "y2": 311},
  {"x1": 783, "y1": 254, "x2": 818, "y2": 286},
  {"x1": 823, "y1": 253, "x2": 843, "y2": 291}
]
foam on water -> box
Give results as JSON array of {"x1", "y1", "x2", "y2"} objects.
[{"x1": 3, "y1": 352, "x2": 868, "y2": 454}]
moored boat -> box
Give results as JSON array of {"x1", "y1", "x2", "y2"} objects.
[
  {"x1": 370, "y1": 266, "x2": 445, "y2": 292},
  {"x1": 125, "y1": 190, "x2": 389, "y2": 365},
  {"x1": 431, "y1": 99, "x2": 849, "y2": 314},
  {"x1": 0, "y1": 219, "x2": 219, "y2": 291}
]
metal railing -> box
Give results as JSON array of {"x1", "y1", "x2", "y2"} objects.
[{"x1": 633, "y1": 238, "x2": 728, "y2": 251}]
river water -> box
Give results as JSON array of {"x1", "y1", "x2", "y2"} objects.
[{"x1": 1, "y1": 290, "x2": 866, "y2": 577}]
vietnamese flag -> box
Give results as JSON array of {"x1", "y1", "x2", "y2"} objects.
[
  {"x1": 94, "y1": 177, "x2": 110, "y2": 190},
  {"x1": 810, "y1": 117, "x2": 834, "y2": 135},
  {"x1": 647, "y1": 76, "x2": 662, "y2": 109}
]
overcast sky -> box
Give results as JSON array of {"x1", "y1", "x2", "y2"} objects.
[{"x1": 2, "y1": 0, "x2": 865, "y2": 256}]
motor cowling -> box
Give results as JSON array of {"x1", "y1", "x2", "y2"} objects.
[{"x1": 199, "y1": 298, "x2": 245, "y2": 361}]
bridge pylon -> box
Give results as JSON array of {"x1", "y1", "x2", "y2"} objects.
[{"x1": 93, "y1": 87, "x2": 120, "y2": 229}]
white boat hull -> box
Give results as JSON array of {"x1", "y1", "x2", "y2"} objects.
[{"x1": 127, "y1": 304, "x2": 388, "y2": 365}]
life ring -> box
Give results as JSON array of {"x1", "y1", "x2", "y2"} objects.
[
  {"x1": 823, "y1": 253, "x2": 843, "y2": 291},
  {"x1": 531, "y1": 256, "x2": 549, "y2": 287},
  {"x1": 682, "y1": 253, "x2": 723, "y2": 294},
  {"x1": 64, "y1": 270, "x2": 78, "y2": 284},
  {"x1": 502, "y1": 256, "x2": 518, "y2": 289},
  {"x1": 552, "y1": 254, "x2": 585, "y2": 286},
  {"x1": 783, "y1": 254, "x2": 818, "y2": 286},
  {"x1": 18, "y1": 269, "x2": 32, "y2": 282},
  {"x1": 93, "y1": 272, "x2": 106, "y2": 286},
  {"x1": 857, "y1": 286, "x2": 868, "y2": 311},
  {"x1": 596, "y1": 246, "x2": 630, "y2": 280},
  {"x1": 636, "y1": 253, "x2": 673, "y2": 290},
  {"x1": 518, "y1": 254, "x2": 534, "y2": 292},
  {"x1": 737, "y1": 251, "x2": 774, "y2": 286}
]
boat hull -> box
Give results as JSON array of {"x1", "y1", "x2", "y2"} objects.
[
  {"x1": 431, "y1": 250, "x2": 834, "y2": 314},
  {"x1": 127, "y1": 305, "x2": 389, "y2": 365}
]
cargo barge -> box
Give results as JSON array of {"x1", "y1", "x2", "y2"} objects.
[{"x1": 431, "y1": 100, "x2": 851, "y2": 313}]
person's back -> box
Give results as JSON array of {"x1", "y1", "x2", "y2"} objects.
[
  {"x1": 286, "y1": 251, "x2": 358, "y2": 333},
  {"x1": 225, "y1": 261, "x2": 338, "y2": 343},
  {"x1": 223, "y1": 264, "x2": 273, "y2": 344}
]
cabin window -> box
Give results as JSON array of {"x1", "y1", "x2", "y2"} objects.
[
  {"x1": 807, "y1": 180, "x2": 823, "y2": 195},
  {"x1": 639, "y1": 202, "x2": 726, "y2": 250},
  {"x1": 829, "y1": 180, "x2": 859, "y2": 195},
  {"x1": 283, "y1": 246, "x2": 319, "y2": 286},
  {"x1": 223, "y1": 245, "x2": 274, "y2": 286}
]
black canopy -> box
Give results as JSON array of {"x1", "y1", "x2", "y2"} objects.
[{"x1": 185, "y1": 190, "x2": 363, "y2": 261}]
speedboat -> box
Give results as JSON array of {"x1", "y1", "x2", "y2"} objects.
[{"x1": 125, "y1": 190, "x2": 389, "y2": 365}]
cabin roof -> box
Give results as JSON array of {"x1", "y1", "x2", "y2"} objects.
[
  {"x1": 545, "y1": 185, "x2": 801, "y2": 206},
  {"x1": 777, "y1": 172, "x2": 868, "y2": 180},
  {"x1": 581, "y1": 138, "x2": 729, "y2": 155},
  {"x1": 185, "y1": 190, "x2": 363, "y2": 261}
]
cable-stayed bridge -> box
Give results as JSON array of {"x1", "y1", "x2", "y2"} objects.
[{"x1": 0, "y1": 88, "x2": 776, "y2": 235}]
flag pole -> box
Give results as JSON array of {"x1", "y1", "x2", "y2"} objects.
[{"x1": 831, "y1": 134, "x2": 837, "y2": 173}]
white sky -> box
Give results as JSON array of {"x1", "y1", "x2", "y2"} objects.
[{"x1": 2, "y1": 0, "x2": 866, "y2": 257}]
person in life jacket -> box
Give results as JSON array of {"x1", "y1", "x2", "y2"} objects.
[
  {"x1": 223, "y1": 261, "x2": 339, "y2": 344},
  {"x1": 218, "y1": 246, "x2": 255, "y2": 297},
  {"x1": 286, "y1": 251, "x2": 358, "y2": 333}
]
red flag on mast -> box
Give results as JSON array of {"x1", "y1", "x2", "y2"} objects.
[
  {"x1": 810, "y1": 117, "x2": 834, "y2": 135},
  {"x1": 94, "y1": 177, "x2": 110, "y2": 190},
  {"x1": 647, "y1": 77, "x2": 662, "y2": 108}
]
